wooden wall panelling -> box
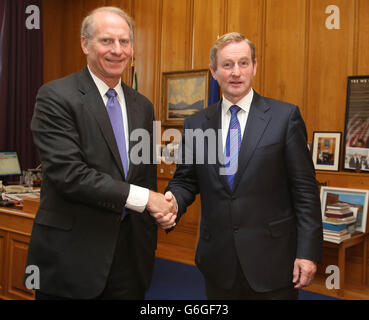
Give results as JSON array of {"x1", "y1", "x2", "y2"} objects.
[
  {"x1": 106, "y1": 0, "x2": 131, "y2": 13},
  {"x1": 226, "y1": 0, "x2": 265, "y2": 93},
  {"x1": 357, "y1": 0, "x2": 369, "y2": 74},
  {"x1": 263, "y1": 0, "x2": 307, "y2": 112},
  {"x1": 304, "y1": 0, "x2": 356, "y2": 139},
  {"x1": 43, "y1": 0, "x2": 87, "y2": 82},
  {"x1": 42, "y1": 0, "x2": 66, "y2": 83},
  {"x1": 57, "y1": 0, "x2": 85, "y2": 78},
  {"x1": 133, "y1": 0, "x2": 161, "y2": 116},
  {"x1": 192, "y1": 0, "x2": 225, "y2": 70},
  {"x1": 160, "y1": 0, "x2": 193, "y2": 72}
]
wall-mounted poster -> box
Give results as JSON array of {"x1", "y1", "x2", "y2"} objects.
[{"x1": 343, "y1": 76, "x2": 369, "y2": 172}]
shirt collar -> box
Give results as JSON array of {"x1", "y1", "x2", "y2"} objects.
[
  {"x1": 87, "y1": 65, "x2": 123, "y2": 102},
  {"x1": 222, "y1": 88, "x2": 254, "y2": 114}
]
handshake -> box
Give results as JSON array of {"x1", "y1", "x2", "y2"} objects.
[{"x1": 146, "y1": 190, "x2": 178, "y2": 230}]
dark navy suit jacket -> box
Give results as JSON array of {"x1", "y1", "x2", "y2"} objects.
[
  {"x1": 167, "y1": 91, "x2": 322, "y2": 292},
  {"x1": 26, "y1": 67, "x2": 157, "y2": 299}
]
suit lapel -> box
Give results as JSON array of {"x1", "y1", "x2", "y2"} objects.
[
  {"x1": 122, "y1": 82, "x2": 139, "y2": 181},
  {"x1": 76, "y1": 67, "x2": 126, "y2": 179},
  {"x1": 202, "y1": 101, "x2": 232, "y2": 193},
  {"x1": 232, "y1": 92, "x2": 271, "y2": 191}
]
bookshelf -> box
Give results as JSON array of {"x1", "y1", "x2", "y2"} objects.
[{"x1": 310, "y1": 171, "x2": 369, "y2": 299}]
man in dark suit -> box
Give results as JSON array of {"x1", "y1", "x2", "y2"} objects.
[
  {"x1": 349, "y1": 153, "x2": 362, "y2": 169},
  {"x1": 25, "y1": 7, "x2": 176, "y2": 300},
  {"x1": 162, "y1": 32, "x2": 322, "y2": 299}
]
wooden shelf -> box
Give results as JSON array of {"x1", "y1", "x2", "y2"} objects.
[
  {"x1": 316, "y1": 170, "x2": 369, "y2": 177},
  {"x1": 307, "y1": 274, "x2": 369, "y2": 300}
]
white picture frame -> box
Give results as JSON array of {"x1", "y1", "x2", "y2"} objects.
[
  {"x1": 312, "y1": 131, "x2": 341, "y2": 171},
  {"x1": 320, "y1": 186, "x2": 369, "y2": 233}
]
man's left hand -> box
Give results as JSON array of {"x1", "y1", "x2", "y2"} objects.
[{"x1": 292, "y1": 258, "x2": 317, "y2": 289}]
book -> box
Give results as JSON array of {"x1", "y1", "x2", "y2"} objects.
[
  {"x1": 323, "y1": 231, "x2": 350, "y2": 239},
  {"x1": 326, "y1": 202, "x2": 351, "y2": 210},
  {"x1": 322, "y1": 222, "x2": 348, "y2": 231},
  {"x1": 325, "y1": 211, "x2": 354, "y2": 218},
  {"x1": 324, "y1": 233, "x2": 351, "y2": 243},
  {"x1": 323, "y1": 216, "x2": 356, "y2": 224},
  {"x1": 323, "y1": 229, "x2": 350, "y2": 236}
]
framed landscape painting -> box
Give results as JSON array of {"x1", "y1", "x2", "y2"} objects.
[{"x1": 161, "y1": 69, "x2": 209, "y2": 126}]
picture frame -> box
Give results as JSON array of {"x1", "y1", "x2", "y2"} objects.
[
  {"x1": 320, "y1": 186, "x2": 369, "y2": 233},
  {"x1": 343, "y1": 75, "x2": 369, "y2": 172},
  {"x1": 161, "y1": 69, "x2": 210, "y2": 126},
  {"x1": 312, "y1": 131, "x2": 341, "y2": 171}
]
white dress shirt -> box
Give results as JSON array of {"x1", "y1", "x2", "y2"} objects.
[
  {"x1": 88, "y1": 66, "x2": 149, "y2": 213},
  {"x1": 221, "y1": 89, "x2": 254, "y2": 151}
]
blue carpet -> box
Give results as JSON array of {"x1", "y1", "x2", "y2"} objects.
[
  {"x1": 146, "y1": 258, "x2": 206, "y2": 300},
  {"x1": 146, "y1": 258, "x2": 339, "y2": 300}
]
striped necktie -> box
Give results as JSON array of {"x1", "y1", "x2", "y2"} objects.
[{"x1": 225, "y1": 105, "x2": 241, "y2": 189}]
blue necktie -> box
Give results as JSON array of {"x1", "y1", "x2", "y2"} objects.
[
  {"x1": 225, "y1": 105, "x2": 241, "y2": 189},
  {"x1": 106, "y1": 88, "x2": 128, "y2": 220},
  {"x1": 106, "y1": 88, "x2": 128, "y2": 178}
]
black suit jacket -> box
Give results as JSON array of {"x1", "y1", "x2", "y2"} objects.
[
  {"x1": 167, "y1": 92, "x2": 322, "y2": 292},
  {"x1": 25, "y1": 67, "x2": 157, "y2": 299}
]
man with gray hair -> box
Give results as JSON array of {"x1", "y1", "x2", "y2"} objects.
[
  {"x1": 165, "y1": 32, "x2": 322, "y2": 299},
  {"x1": 25, "y1": 6, "x2": 176, "y2": 300}
]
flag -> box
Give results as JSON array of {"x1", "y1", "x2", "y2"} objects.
[
  {"x1": 346, "y1": 113, "x2": 369, "y2": 147},
  {"x1": 208, "y1": 76, "x2": 220, "y2": 106},
  {"x1": 132, "y1": 67, "x2": 138, "y2": 91},
  {"x1": 131, "y1": 59, "x2": 138, "y2": 91},
  {"x1": 346, "y1": 113, "x2": 362, "y2": 146}
]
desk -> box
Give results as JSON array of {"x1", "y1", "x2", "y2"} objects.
[
  {"x1": 0, "y1": 197, "x2": 38, "y2": 300},
  {"x1": 324, "y1": 232, "x2": 367, "y2": 297}
]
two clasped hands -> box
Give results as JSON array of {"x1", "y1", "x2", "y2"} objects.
[{"x1": 146, "y1": 190, "x2": 177, "y2": 230}]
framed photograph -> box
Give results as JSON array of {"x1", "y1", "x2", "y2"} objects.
[
  {"x1": 161, "y1": 69, "x2": 210, "y2": 126},
  {"x1": 320, "y1": 186, "x2": 369, "y2": 233},
  {"x1": 312, "y1": 131, "x2": 341, "y2": 171},
  {"x1": 343, "y1": 75, "x2": 369, "y2": 172}
]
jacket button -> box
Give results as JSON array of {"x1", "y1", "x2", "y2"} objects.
[{"x1": 233, "y1": 227, "x2": 239, "y2": 233}]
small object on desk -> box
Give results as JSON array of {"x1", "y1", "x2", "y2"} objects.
[
  {"x1": 3, "y1": 185, "x2": 28, "y2": 193},
  {"x1": 0, "y1": 200, "x2": 15, "y2": 207}
]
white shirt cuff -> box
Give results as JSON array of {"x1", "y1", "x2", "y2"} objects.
[{"x1": 125, "y1": 184, "x2": 149, "y2": 213}]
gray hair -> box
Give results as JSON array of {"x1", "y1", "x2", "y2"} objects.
[
  {"x1": 81, "y1": 6, "x2": 134, "y2": 42},
  {"x1": 209, "y1": 32, "x2": 256, "y2": 70}
]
